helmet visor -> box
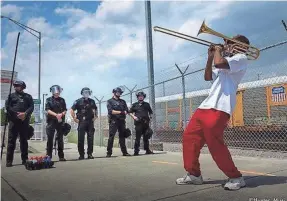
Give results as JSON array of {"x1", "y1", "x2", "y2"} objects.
[
  {"x1": 51, "y1": 86, "x2": 62, "y2": 94},
  {"x1": 82, "y1": 89, "x2": 92, "y2": 97}
]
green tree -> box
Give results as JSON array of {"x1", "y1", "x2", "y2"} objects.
[{"x1": 29, "y1": 114, "x2": 35, "y2": 124}]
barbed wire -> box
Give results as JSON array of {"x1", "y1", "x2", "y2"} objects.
[{"x1": 100, "y1": 39, "x2": 287, "y2": 103}]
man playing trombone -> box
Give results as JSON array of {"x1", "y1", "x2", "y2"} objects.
[{"x1": 176, "y1": 35, "x2": 250, "y2": 191}]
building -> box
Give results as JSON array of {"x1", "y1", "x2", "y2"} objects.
[{"x1": 1, "y1": 70, "x2": 18, "y2": 108}]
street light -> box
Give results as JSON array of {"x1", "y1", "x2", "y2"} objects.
[
  {"x1": 42, "y1": 93, "x2": 48, "y2": 141},
  {"x1": 1, "y1": 15, "x2": 42, "y2": 101},
  {"x1": 42, "y1": 93, "x2": 48, "y2": 114}
]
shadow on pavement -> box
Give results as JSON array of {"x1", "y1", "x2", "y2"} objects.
[
  {"x1": 53, "y1": 155, "x2": 119, "y2": 162},
  {"x1": 244, "y1": 175, "x2": 287, "y2": 188},
  {"x1": 204, "y1": 175, "x2": 287, "y2": 188}
]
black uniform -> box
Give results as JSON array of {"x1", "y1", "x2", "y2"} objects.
[
  {"x1": 5, "y1": 91, "x2": 34, "y2": 164},
  {"x1": 45, "y1": 96, "x2": 67, "y2": 159},
  {"x1": 106, "y1": 97, "x2": 129, "y2": 156},
  {"x1": 71, "y1": 97, "x2": 97, "y2": 158},
  {"x1": 129, "y1": 101, "x2": 153, "y2": 154}
]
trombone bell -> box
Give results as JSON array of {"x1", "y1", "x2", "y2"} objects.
[
  {"x1": 197, "y1": 20, "x2": 208, "y2": 36},
  {"x1": 196, "y1": 20, "x2": 260, "y2": 60}
]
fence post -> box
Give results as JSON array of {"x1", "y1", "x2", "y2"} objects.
[
  {"x1": 124, "y1": 85, "x2": 137, "y2": 149},
  {"x1": 282, "y1": 20, "x2": 287, "y2": 31},
  {"x1": 175, "y1": 63, "x2": 190, "y2": 129},
  {"x1": 94, "y1": 96, "x2": 104, "y2": 147},
  {"x1": 162, "y1": 82, "x2": 166, "y2": 96}
]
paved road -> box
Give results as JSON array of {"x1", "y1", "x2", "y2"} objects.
[{"x1": 1, "y1": 145, "x2": 287, "y2": 201}]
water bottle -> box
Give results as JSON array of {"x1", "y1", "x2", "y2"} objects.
[
  {"x1": 32, "y1": 158, "x2": 37, "y2": 170},
  {"x1": 43, "y1": 156, "x2": 48, "y2": 168},
  {"x1": 46, "y1": 155, "x2": 52, "y2": 168}
]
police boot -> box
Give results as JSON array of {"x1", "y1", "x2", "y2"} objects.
[
  {"x1": 87, "y1": 154, "x2": 94, "y2": 159},
  {"x1": 6, "y1": 162, "x2": 13, "y2": 167},
  {"x1": 134, "y1": 152, "x2": 139, "y2": 156},
  {"x1": 106, "y1": 154, "x2": 112, "y2": 158},
  {"x1": 146, "y1": 150, "x2": 154, "y2": 155},
  {"x1": 79, "y1": 155, "x2": 85, "y2": 160},
  {"x1": 123, "y1": 153, "x2": 131, "y2": 156},
  {"x1": 59, "y1": 157, "x2": 66, "y2": 162},
  {"x1": 22, "y1": 160, "x2": 27, "y2": 165}
]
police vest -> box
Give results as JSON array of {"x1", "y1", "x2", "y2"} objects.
[
  {"x1": 75, "y1": 98, "x2": 95, "y2": 121},
  {"x1": 6, "y1": 92, "x2": 33, "y2": 122},
  {"x1": 46, "y1": 97, "x2": 66, "y2": 121}
]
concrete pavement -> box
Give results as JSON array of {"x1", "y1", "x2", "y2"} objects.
[{"x1": 1, "y1": 143, "x2": 287, "y2": 201}]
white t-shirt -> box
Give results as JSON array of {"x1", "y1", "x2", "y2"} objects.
[{"x1": 198, "y1": 53, "x2": 248, "y2": 115}]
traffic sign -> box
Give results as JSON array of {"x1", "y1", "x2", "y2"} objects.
[{"x1": 33, "y1": 99, "x2": 41, "y2": 104}]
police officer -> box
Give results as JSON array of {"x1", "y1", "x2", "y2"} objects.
[
  {"x1": 70, "y1": 87, "x2": 97, "y2": 160},
  {"x1": 5, "y1": 80, "x2": 34, "y2": 167},
  {"x1": 106, "y1": 87, "x2": 131, "y2": 157},
  {"x1": 45, "y1": 85, "x2": 67, "y2": 161},
  {"x1": 129, "y1": 91, "x2": 154, "y2": 156}
]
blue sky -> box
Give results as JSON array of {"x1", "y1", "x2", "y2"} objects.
[{"x1": 1, "y1": 0, "x2": 287, "y2": 115}]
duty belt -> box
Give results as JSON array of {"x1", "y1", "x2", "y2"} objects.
[{"x1": 138, "y1": 117, "x2": 149, "y2": 124}]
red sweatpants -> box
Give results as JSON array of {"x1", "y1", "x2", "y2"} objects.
[{"x1": 183, "y1": 108, "x2": 242, "y2": 178}]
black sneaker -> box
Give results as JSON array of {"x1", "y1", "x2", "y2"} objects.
[
  {"x1": 134, "y1": 152, "x2": 139, "y2": 156},
  {"x1": 106, "y1": 154, "x2": 112, "y2": 158},
  {"x1": 79, "y1": 155, "x2": 85, "y2": 160},
  {"x1": 6, "y1": 162, "x2": 12, "y2": 167},
  {"x1": 59, "y1": 157, "x2": 66, "y2": 161},
  {"x1": 123, "y1": 153, "x2": 131, "y2": 156},
  {"x1": 22, "y1": 160, "x2": 27, "y2": 165},
  {"x1": 87, "y1": 154, "x2": 94, "y2": 159}
]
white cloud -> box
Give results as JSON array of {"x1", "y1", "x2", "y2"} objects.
[
  {"x1": 54, "y1": 7, "x2": 88, "y2": 18},
  {"x1": 0, "y1": 48, "x2": 8, "y2": 60},
  {"x1": 1, "y1": 4, "x2": 23, "y2": 20},
  {"x1": 95, "y1": 0, "x2": 134, "y2": 20},
  {"x1": 94, "y1": 60, "x2": 118, "y2": 72}
]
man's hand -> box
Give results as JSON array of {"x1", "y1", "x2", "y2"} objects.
[
  {"x1": 133, "y1": 116, "x2": 139, "y2": 121},
  {"x1": 215, "y1": 45, "x2": 224, "y2": 52},
  {"x1": 73, "y1": 118, "x2": 79, "y2": 123},
  {"x1": 121, "y1": 111, "x2": 127, "y2": 115},
  {"x1": 17, "y1": 112, "x2": 26, "y2": 121},
  {"x1": 56, "y1": 113, "x2": 62, "y2": 121},
  {"x1": 208, "y1": 45, "x2": 215, "y2": 58}
]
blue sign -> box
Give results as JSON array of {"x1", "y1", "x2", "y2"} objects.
[{"x1": 272, "y1": 86, "x2": 285, "y2": 94}]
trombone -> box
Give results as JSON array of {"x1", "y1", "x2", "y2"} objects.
[{"x1": 153, "y1": 20, "x2": 260, "y2": 60}]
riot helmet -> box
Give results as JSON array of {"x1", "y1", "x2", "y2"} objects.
[
  {"x1": 81, "y1": 87, "x2": 92, "y2": 99},
  {"x1": 136, "y1": 91, "x2": 146, "y2": 101},
  {"x1": 50, "y1": 85, "x2": 63, "y2": 97},
  {"x1": 112, "y1": 86, "x2": 125, "y2": 98},
  {"x1": 13, "y1": 80, "x2": 26, "y2": 92}
]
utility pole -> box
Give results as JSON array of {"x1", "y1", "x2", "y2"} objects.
[
  {"x1": 145, "y1": 0, "x2": 157, "y2": 139},
  {"x1": 282, "y1": 20, "x2": 287, "y2": 31}
]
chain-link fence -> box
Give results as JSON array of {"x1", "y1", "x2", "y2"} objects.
[
  {"x1": 86, "y1": 39, "x2": 287, "y2": 154},
  {"x1": 34, "y1": 39, "x2": 287, "y2": 156}
]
